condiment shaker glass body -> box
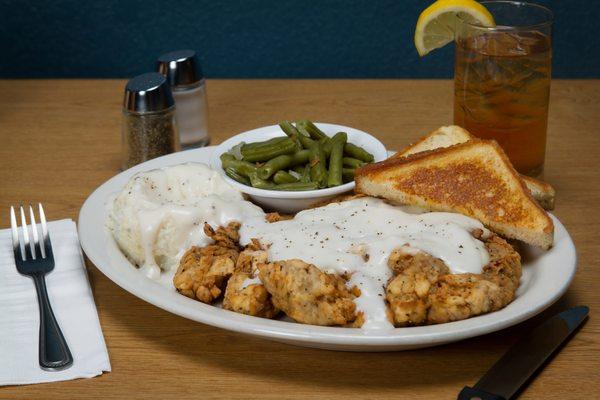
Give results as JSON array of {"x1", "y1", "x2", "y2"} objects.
[
  {"x1": 122, "y1": 72, "x2": 180, "y2": 170},
  {"x1": 157, "y1": 50, "x2": 209, "y2": 148}
]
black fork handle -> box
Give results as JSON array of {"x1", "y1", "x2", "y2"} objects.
[{"x1": 32, "y1": 273, "x2": 73, "y2": 370}]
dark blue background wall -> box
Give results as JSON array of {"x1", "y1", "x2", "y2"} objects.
[{"x1": 1, "y1": 0, "x2": 598, "y2": 78}]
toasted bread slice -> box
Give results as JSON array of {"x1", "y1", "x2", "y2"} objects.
[
  {"x1": 390, "y1": 125, "x2": 555, "y2": 210},
  {"x1": 521, "y1": 178, "x2": 555, "y2": 210},
  {"x1": 356, "y1": 139, "x2": 554, "y2": 249},
  {"x1": 391, "y1": 125, "x2": 473, "y2": 158}
]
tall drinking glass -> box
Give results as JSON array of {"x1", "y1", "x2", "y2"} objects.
[{"x1": 454, "y1": 1, "x2": 553, "y2": 176}]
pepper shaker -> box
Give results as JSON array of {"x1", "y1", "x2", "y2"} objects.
[
  {"x1": 157, "y1": 49, "x2": 209, "y2": 148},
  {"x1": 122, "y1": 72, "x2": 180, "y2": 169}
]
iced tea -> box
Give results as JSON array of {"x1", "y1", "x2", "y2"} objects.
[{"x1": 454, "y1": 2, "x2": 553, "y2": 176}]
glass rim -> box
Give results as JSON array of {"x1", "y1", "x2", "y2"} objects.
[{"x1": 457, "y1": 1, "x2": 554, "y2": 32}]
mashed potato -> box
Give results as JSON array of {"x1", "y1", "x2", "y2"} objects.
[{"x1": 107, "y1": 163, "x2": 264, "y2": 278}]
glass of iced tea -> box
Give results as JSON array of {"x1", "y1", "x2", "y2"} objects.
[{"x1": 454, "y1": 1, "x2": 553, "y2": 176}]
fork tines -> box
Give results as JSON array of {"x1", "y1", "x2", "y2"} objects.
[{"x1": 10, "y1": 203, "x2": 49, "y2": 261}]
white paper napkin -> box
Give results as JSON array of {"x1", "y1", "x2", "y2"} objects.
[{"x1": 0, "y1": 219, "x2": 111, "y2": 386}]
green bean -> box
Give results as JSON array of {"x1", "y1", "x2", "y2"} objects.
[
  {"x1": 225, "y1": 167, "x2": 251, "y2": 185},
  {"x1": 298, "y1": 134, "x2": 315, "y2": 149},
  {"x1": 279, "y1": 121, "x2": 314, "y2": 149},
  {"x1": 272, "y1": 182, "x2": 319, "y2": 191},
  {"x1": 323, "y1": 132, "x2": 347, "y2": 158},
  {"x1": 257, "y1": 154, "x2": 293, "y2": 179},
  {"x1": 344, "y1": 143, "x2": 374, "y2": 162},
  {"x1": 257, "y1": 149, "x2": 310, "y2": 179},
  {"x1": 294, "y1": 123, "x2": 318, "y2": 149},
  {"x1": 319, "y1": 137, "x2": 331, "y2": 157},
  {"x1": 220, "y1": 153, "x2": 236, "y2": 166},
  {"x1": 242, "y1": 136, "x2": 288, "y2": 150},
  {"x1": 249, "y1": 172, "x2": 275, "y2": 189},
  {"x1": 278, "y1": 121, "x2": 297, "y2": 136},
  {"x1": 232, "y1": 161, "x2": 257, "y2": 176},
  {"x1": 333, "y1": 132, "x2": 348, "y2": 141},
  {"x1": 301, "y1": 164, "x2": 311, "y2": 183},
  {"x1": 241, "y1": 137, "x2": 297, "y2": 162},
  {"x1": 278, "y1": 121, "x2": 303, "y2": 150},
  {"x1": 297, "y1": 120, "x2": 327, "y2": 140},
  {"x1": 224, "y1": 120, "x2": 374, "y2": 191},
  {"x1": 342, "y1": 157, "x2": 366, "y2": 168},
  {"x1": 291, "y1": 149, "x2": 310, "y2": 165},
  {"x1": 309, "y1": 142, "x2": 328, "y2": 188},
  {"x1": 327, "y1": 136, "x2": 346, "y2": 187},
  {"x1": 273, "y1": 170, "x2": 299, "y2": 184},
  {"x1": 221, "y1": 154, "x2": 257, "y2": 176},
  {"x1": 342, "y1": 168, "x2": 356, "y2": 183}
]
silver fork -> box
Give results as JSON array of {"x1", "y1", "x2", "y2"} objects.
[{"x1": 10, "y1": 204, "x2": 73, "y2": 370}]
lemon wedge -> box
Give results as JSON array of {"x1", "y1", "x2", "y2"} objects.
[{"x1": 415, "y1": 0, "x2": 495, "y2": 56}]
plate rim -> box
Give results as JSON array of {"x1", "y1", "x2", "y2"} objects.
[{"x1": 78, "y1": 145, "x2": 577, "y2": 349}]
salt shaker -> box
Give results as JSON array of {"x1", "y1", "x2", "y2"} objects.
[
  {"x1": 157, "y1": 49, "x2": 209, "y2": 148},
  {"x1": 122, "y1": 72, "x2": 180, "y2": 170}
]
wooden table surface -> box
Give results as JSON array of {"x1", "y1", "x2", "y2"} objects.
[{"x1": 0, "y1": 79, "x2": 598, "y2": 399}]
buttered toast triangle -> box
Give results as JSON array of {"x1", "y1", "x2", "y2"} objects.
[
  {"x1": 356, "y1": 139, "x2": 554, "y2": 249},
  {"x1": 390, "y1": 125, "x2": 556, "y2": 210}
]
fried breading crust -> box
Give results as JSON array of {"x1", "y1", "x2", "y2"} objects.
[
  {"x1": 173, "y1": 222, "x2": 241, "y2": 303},
  {"x1": 386, "y1": 234, "x2": 521, "y2": 326},
  {"x1": 258, "y1": 259, "x2": 357, "y2": 326},
  {"x1": 223, "y1": 271, "x2": 279, "y2": 318},
  {"x1": 222, "y1": 248, "x2": 279, "y2": 318},
  {"x1": 386, "y1": 251, "x2": 450, "y2": 325},
  {"x1": 265, "y1": 212, "x2": 293, "y2": 223},
  {"x1": 205, "y1": 221, "x2": 240, "y2": 248},
  {"x1": 234, "y1": 248, "x2": 268, "y2": 274}
]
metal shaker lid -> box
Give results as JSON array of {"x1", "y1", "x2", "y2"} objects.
[
  {"x1": 123, "y1": 72, "x2": 174, "y2": 113},
  {"x1": 157, "y1": 49, "x2": 204, "y2": 88}
]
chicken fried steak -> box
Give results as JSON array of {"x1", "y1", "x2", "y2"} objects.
[{"x1": 386, "y1": 233, "x2": 521, "y2": 326}]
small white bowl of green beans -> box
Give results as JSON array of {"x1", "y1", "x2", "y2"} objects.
[{"x1": 210, "y1": 121, "x2": 388, "y2": 213}]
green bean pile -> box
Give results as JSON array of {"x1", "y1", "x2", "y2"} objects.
[{"x1": 220, "y1": 120, "x2": 375, "y2": 191}]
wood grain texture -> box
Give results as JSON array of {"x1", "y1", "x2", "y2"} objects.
[{"x1": 0, "y1": 79, "x2": 598, "y2": 399}]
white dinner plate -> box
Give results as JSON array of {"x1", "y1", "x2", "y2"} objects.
[{"x1": 78, "y1": 146, "x2": 577, "y2": 351}]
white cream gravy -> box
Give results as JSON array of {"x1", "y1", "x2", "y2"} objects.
[
  {"x1": 239, "y1": 198, "x2": 489, "y2": 329},
  {"x1": 109, "y1": 164, "x2": 490, "y2": 330}
]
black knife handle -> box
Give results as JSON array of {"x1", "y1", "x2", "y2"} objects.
[{"x1": 458, "y1": 386, "x2": 506, "y2": 400}]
